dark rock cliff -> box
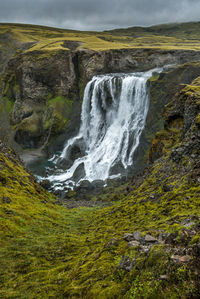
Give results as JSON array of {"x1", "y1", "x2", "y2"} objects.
[
  {"x1": 131, "y1": 61, "x2": 200, "y2": 175},
  {"x1": 1, "y1": 46, "x2": 200, "y2": 170}
]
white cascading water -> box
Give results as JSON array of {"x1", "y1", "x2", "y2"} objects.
[{"x1": 47, "y1": 67, "x2": 164, "y2": 189}]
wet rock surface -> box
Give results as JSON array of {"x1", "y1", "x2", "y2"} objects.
[
  {"x1": 40, "y1": 179, "x2": 52, "y2": 190},
  {"x1": 1, "y1": 43, "x2": 200, "y2": 166},
  {"x1": 120, "y1": 255, "x2": 135, "y2": 271}
]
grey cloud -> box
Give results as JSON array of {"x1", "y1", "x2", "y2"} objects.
[{"x1": 0, "y1": 0, "x2": 200, "y2": 30}]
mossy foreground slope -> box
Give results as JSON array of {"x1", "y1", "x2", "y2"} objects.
[{"x1": 0, "y1": 76, "x2": 200, "y2": 298}]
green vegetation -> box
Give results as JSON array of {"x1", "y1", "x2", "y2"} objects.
[
  {"x1": 47, "y1": 96, "x2": 73, "y2": 132},
  {"x1": 1, "y1": 79, "x2": 200, "y2": 296},
  {"x1": 1, "y1": 22, "x2": 200, "y2": 53},
  {"x1": 0, "y1": 21, "x2": 200, "y2": 298},
  {"x1": 183, "y1": 76, "x2": 200, "y2": 98}
]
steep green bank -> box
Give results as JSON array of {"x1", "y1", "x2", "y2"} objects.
[{"x1": 0, "y1": 75, "x2": 200, "y2": 297}]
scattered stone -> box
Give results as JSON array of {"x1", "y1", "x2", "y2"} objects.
[
  {"x1": 145, "y1": 234, "x2": 158, "y2": 243},
  {"x1": 171, "y1": 255, "x2": 181, "y2": 262},
  {"x1": 106, "y1": 238, "x2": 118, "y2": 248},
  {"x1": 73, "y1": 164, "x2": 86, "y2": 184},
  {"x1": 40, "y1": 179, "x2": 51, "y2": 190},
  {"x1": 128, "y1": 241, "x2": 140, "y2": 247},
  {"x1": 140, "y1": 245, "x2": 151, "y2": 253},
  {"x1": 179, "y1": 255, "x2": 191, "y2": 263},
  {"x1": 4, "y1": 209, "x2": 14, "y2": 215},
  {"x1": 120, "y1": 255, "x2": 135, "y2": 271},
  {"x1": 133, "y1": 231, "x2": 142, "y2": 241},
  {"x1": 160, "y1": 275, "x2": 168, "y2": 280},
  {"x1": 181, "y1": 218, "x2": 197, "y2": 228},
  {"x1": 123, "y1": 233, "x2": 134, "y2": 242},
  {"x1": 64, "y1": 190, "x2": 76, "y2": 199},
  {"x1": 171, "y1": 255, "x2": 191, "y2": 263},
  {"x1": 165, "y1": 232, "x2": 178, "y2": 245},
  {"x1": 158, "y1": 232, "x2": 168, "y2": 242},
  {"x1": 53, "y1": 189, "x2": 63, "y2": 197},
  {"x1": 2, "y1": 196, "x2": 12, "y2": 204}
]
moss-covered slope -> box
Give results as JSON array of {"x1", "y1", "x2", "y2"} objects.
[{"x1": 0, "y1": 76, "x2": 200, "y2": 298}]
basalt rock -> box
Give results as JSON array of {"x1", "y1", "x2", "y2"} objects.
[{"x1": 1, "y1": 46, "x2": 200, "y2": 162}]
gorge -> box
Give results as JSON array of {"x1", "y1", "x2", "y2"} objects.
[{"x1": 0, "y1": 23, "x2": 200, "y2": 298}]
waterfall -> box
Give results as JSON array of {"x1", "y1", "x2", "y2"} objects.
[{"x1": 47, "y1": 67, "x2": 164, "y2": 190}]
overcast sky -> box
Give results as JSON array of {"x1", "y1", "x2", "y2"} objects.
[{"x1": 0, "y1": 0, "x2": 200, "y2": 31}]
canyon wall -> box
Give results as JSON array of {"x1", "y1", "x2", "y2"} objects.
[{"x1": 1, "y1": 47, "x2": 200, "y2": 170}]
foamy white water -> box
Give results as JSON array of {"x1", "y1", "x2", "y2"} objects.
[{"x1": 47, "y1": 67, "x2": 164, "y2": 189}]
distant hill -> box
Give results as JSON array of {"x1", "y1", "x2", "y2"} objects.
[
  {"x1": 1, "y1": 21, "x2": 200, "y2": 53},
  {"x1": 108, "y1": 21, "x2": 200, "y2": 39}
]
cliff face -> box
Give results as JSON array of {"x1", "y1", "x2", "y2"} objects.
[
  {"x1": 0, "y1": 50, "x2": 79, "y2": 153},
  {"x1": 1, "y1": 46, "x2": 200, "y2": 162},
  {"x1": 132, "y1": 61, "x2": 200, "y2": 175},
  {"x1": 78, "y1": 48, "x2": 200, "y2": 80}
]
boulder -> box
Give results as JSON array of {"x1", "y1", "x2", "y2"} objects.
[
  {"x1": 171, "y1": 255, "x2": 191, "y2": 263},
  {"x1": 73, "y1": 163, "x2": 86, "y2": 183},
  {"x1": 128, "y1": 241, "x2": 140, "y2": 247},
  {"x1": 123, "y1": 233, "x2": 134, "y2": 242},
  {"x1": 140, "y1": 245, "x2": 152, "y2": 253},
  {"x1": 145, "y1": 234, "x2": 158, "y2": 243},
  {"x1": 133, "y1": 231, "x2": 142, "y2": 241}
]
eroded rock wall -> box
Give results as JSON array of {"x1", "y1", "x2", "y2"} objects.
[{"x1": 1, "y1": 47, "x2": 200, "y2": 163}]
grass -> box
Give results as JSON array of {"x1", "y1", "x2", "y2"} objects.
[
  {"x1": 1, "y1": 22, "x2": 200, "y2": 53},
  {"x1": 0, "y1": 93, "x2": 200, "y2": 297},
  {"x1": 0, "y1": 21, "x2": 200, "y2": 298}
]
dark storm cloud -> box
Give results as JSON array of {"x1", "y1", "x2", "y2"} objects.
[{"x1": 0, "y1": 0, "x2": 200, "y2": 30}]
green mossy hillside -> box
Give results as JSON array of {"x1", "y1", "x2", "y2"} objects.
[
  {"x1": 0, "y1": 76, "x2": 200, "y2": 297},
  {"x1": 2, "y1": 22, "x2": 200, "y2": 55},
  {"x1": 1, "y1": 23, "x2": 200, "y2": 296}
]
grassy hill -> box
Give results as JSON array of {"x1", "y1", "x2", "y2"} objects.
[{"x1": 1, "y1": 22, "x2": 200, "y2": 53}]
